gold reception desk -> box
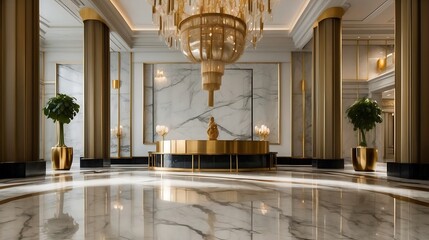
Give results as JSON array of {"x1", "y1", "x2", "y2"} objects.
[
  {"x1": 149, "y1": 140, "x2": 276, "y2": 172},
  {"x1": 156, "y1": 140, "x2": 269, "y2": 155}
]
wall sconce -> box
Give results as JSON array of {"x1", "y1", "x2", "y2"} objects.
[
  {"x1": 155, "y1": 69, "x2": 166, "y2": 82},
  {"x1": 377, "y1": 57, "x2": 386, "y2": 72}
]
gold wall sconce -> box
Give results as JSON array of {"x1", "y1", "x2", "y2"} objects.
[{"x1": 377, "y1": 57, "x2": 386, "y2": 72}]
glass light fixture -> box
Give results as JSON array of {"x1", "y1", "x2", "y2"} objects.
[{"x1": 148, "y1": 0, "x2": 276, "y2": 106}]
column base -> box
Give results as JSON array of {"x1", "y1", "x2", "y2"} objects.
[
  {"x1": 80, "y1": 157, "x2": 111, "y2": 168},
  {"x1": 312, "y1": 158, "x2": 344, "y2": 169},
  {"x1": 0, "y1": 161, "x2": 46, "y2": 178},
  {"x1": 387, "y1": 162, "x2": 429, "y2": 180}
]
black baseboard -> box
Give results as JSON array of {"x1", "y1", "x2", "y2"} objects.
[
  {"x1": 111, "y1": 157, "x2": 148, "y2": 164},
  {"x1": 277, "y1": 157, "x2": 312, "y2": 165},
  {"x1": 80, "y1": 157, "x2": 111, "y2": 168},
  {"x1": 0, "y1": 161, "x2": 46, "y2": 178},
  {"x1": 387, "y1": 162, "x2": 429, "y2": 180},
  {"x1": 312, "y1": 158, "x2": 344, "y2": 169}
]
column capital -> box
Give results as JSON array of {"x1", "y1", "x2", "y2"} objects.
[
  {"x1": 317, "y1": 7, "x2": 345, "y2": 23},
  {"x1": 79, "y1": 7, "x2": 106, "y2": 24}
]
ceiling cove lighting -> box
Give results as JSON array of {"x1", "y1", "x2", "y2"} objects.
[{"x1": 148, "y1": 0, "x2": 276, "y2": 106}]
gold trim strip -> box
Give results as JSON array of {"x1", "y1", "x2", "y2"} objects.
[
  {"x1": 317, "y1": 7, "x2": 345, "y2": 23},
  {"x1": 156, "y1": 140, "x2": 269, "y2": 155}
]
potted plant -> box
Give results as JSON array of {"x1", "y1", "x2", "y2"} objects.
[
  {"x1": 346, "y1": 97, "x2": 383, "y2": 171},
  {"x1": 43, "y1": 93, "x2": 80, "y2": 170}
]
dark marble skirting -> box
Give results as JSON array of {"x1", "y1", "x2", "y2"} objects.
[
  {"x1": 0, "y1": 161, "x2": 46, "y2": 178},
  {"x1": 387, "y1": 162, "x2": 429, "y2": 180},
  {"x1": 80, "y1": 157, "x2": 111, "y2": 168},
  {"x1": 312, "y1": 158, "x2": 344, "y2": 169},
  {"x1": 149, "y1": 153, "x2": 277, "y2": 171},
  {"x1": 277, "y1": 157, "x2": 313, "y2": 165},
  {"x1": 110, "y1": 157, "x2": 148, "y2": 164}
]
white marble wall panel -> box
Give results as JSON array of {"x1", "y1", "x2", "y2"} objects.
[
  {"x1": 110, "y1": 53, "x2": 118, "y2": 155},
  {"x1": 291, "y1": 52, "x2": 312, "y2": 157},
  {"x1": 56, "y1": 64, "x2": 84, "y2": 162},
  {"x1": 43, "y1": 83, "x2": 56, "y2": 162},
  {"x1": 154, "y1": 64, "x2": 251, "y2": 141},
  {"x1": 232, "y1": 63, "x2": 280, "y2": 143},
  {"x1": 144, "y1": 63, "x2": 279, "y2": 143},
  {"x1": 119, "y1": 52, "x2": 131, "y2": 156},
  {"x1": 110, "y1": 52, "x2": 132, "y2": 158}
]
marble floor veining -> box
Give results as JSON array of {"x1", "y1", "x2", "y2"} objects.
[{"x1": 1, "y1": 164, "x2": 429, "y2": 240}]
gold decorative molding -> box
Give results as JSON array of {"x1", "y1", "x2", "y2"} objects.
[
  {"x1": 79, "y1": 7, "x2": 106, "y2": 24},
  {"x1": 317, "y1": 7, "x2": 345, "y2": 23}
]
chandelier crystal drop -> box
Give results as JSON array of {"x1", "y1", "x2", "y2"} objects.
[{"x1": 148, "y1": 0, "x2": 276, "y2": 106}]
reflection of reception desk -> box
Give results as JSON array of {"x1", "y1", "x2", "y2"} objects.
[{"x1": 148, "y1": 140, "x2": 277, "y2": 172}]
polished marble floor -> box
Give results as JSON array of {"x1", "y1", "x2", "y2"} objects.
[{"x1": 1, "y1": 163, "x2": 429, "y2": 240}]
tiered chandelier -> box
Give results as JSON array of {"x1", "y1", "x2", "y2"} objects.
[{"x1": 148, "y1": 0, "x2": 275, "y2": 106}]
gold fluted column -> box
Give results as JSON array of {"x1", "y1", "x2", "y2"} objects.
[
  {"x1": 312, "y1": 7, "x2": 345, "y2": 169},
  {"x1": 0, "y1": 0, "x2": 45, "y2": 178},
  {"x1": 388, "y1": 0, "x2": 429, "y2": 179},
  {"x1": 80, "y1": 8, "x2": 111, "y2": 168}
]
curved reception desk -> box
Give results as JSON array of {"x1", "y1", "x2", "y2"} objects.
[{"x1": 149, "y1": 140, "x2": 277, "y2": 172}]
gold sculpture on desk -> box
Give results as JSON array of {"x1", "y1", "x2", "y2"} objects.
[{"x1": 207, "y1": 117, "x2": 219, "y2": 140}]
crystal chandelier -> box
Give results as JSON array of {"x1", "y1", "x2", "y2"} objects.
[{"x1": 148, "y1": 0, "x2": 275, "y2": 106}]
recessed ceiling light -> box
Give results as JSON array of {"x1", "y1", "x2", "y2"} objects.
[{"x1": 357, "y1": 36, "x2": 360, "y2": 39}]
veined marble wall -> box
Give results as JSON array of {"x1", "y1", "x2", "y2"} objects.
[
  {"x1": 110, "y1": 52, "x2": 132, "y2": 158},
  {"x1": 56, "y1": 64, "x2": 84, "y2": 162},
  {"x1": 144, "y1": 63, "x2": 279, "y2": 143},
  {"x1": 291, "y1": 52, "x2": 312, "y2": 157}
]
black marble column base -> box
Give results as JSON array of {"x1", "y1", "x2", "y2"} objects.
[
  {"x1": 387, "y1": 162, "x2": 429, "y2": 180},
  {"x1": 80, "y1": 157, "x2": 111, "y2": 168},
  {"x1": 0, "y1": 161, "x2": 46, "y2": 178},
  {"x1": 312, "y1": 158, "x2": 344, "y2": 169},
  {"x1": 277, "y1": 157, "x2": 312, "y2": 165}
]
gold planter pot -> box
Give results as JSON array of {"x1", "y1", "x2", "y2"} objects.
[
  {"x1": 51, "y1": 147, "x2": 73, "y2": 170},
  {"x1": 351, "y1": 147, "x2": 378, "y2": 171}
]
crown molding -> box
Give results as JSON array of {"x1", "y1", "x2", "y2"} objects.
[
  {"x1": 368, "y1": 70, "x2": 395, "y2": 93},
  {"x1": 290, "y1": 0, "x2": 347, "y2": 49}
]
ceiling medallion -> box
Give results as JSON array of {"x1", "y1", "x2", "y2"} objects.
[{"x1": 148, "y1": 0, "x2": 275, "y2": 106}]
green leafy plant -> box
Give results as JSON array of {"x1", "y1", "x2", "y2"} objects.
[
  {"x1": 346, "y1": 97, "x2": 383, "y2": 147},
  {"x1": 43, "y1": 93, "x2": 80, "y2": 147}
]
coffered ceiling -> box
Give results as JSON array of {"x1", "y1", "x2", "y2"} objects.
[{"x1": 39, "y1": 0, "x2": 395, "y2": 52}]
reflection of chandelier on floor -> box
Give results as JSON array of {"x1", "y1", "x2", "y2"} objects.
[{"x1": 148, "y1": 0, "x2": 275, "y2": 106}]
